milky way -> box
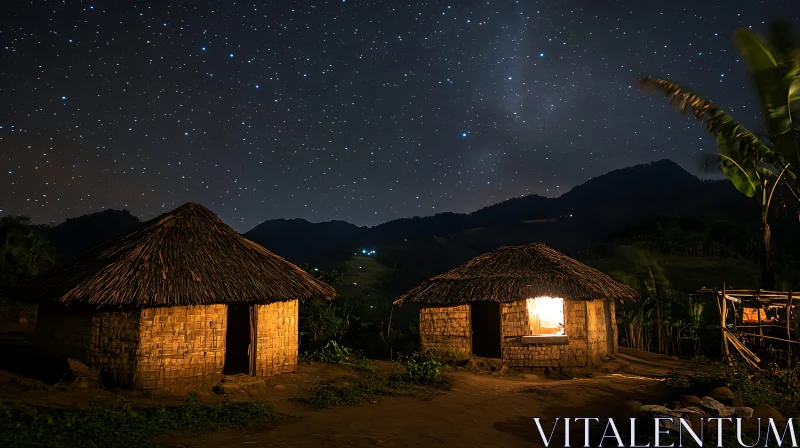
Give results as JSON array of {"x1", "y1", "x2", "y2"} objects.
[{"x1": 1, "y1": 0, "x2": 796, "y2": 231}]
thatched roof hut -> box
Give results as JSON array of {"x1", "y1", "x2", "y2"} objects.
[
  {"x1": 396, "y1": 243, "x2": 637, "y2": 305},
  {"x1": 25, "y1": 202, "x2": 335, "y2": 392},
  {"x1": 397, "y1": 243, "x2": 637, "y2": 368},
  {"x1": 20, "y1": 202, "x2": 335, "y2": 306}
]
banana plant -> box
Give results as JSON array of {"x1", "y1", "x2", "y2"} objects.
[{"x1": 638, "y1": 22, "x2": 800, "y2": 289}]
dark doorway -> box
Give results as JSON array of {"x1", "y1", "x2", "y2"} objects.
[
  {"x1": 224, "y1": 304, "x2": 253, "y2": 375},
  {"x1": 471, "y1": 301, "x2": 502, "y2": 358},
  {"x1": 604, "y1": 301, "x2": 615, "y2": 355}
]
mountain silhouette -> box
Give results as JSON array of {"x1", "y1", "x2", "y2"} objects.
[
  {"x1": 43, "y1": 159, "x2": 756, "y2": 264},
  {"x1": 46, "y1": 209, "x2": 141, "y2": 258},
  {"x1": 242, "y1": 159, "x2": 754, "y2": 263}
]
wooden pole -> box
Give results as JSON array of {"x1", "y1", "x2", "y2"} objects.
[
  {"x1": 721, "y1": 284, "x2": 731, "y2": 365},
  {"x1": 788, "y1": 291, "x2": 793, "y2": 367},
  {"x1": 733, "y1": 331, "x2": 800, "y2": 345},
  {"x1": 756, "y1": 288, "x2": 763, "y2": 349}
]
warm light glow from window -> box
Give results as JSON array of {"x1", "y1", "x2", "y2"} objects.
[{"x1": 526, "y1": 296, "x2": 565, "y2": 336}]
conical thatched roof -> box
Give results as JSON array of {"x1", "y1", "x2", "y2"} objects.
[
  {"x1": 19, "y1": 202, "x2": 336, "y2": 307},
  {"x1": 395, "y1": 243, "x2": 637, "y2": 305}
]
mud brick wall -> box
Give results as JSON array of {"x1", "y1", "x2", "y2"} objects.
[
  {"x1": 502, "y1": 299, "x2": 593, "y2": 368},
  {"x1": 34, "y1": 304, "x2": 95, "y2": 363},
  {"x1": 419, "y1": 304, "x2": 471, "y2": 360},
  {"x1": 134, "y1": 304, "x2": 225, "y2": 391},
  {"x1": 254, "y1": 300, "x2": 298, "y2": 377}
]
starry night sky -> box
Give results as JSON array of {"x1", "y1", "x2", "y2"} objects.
[{"x1": 1, "y1": 1, "x2": 797, "y2": 231}]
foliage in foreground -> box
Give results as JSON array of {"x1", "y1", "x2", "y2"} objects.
[
  {"x1": 397, "y1": 349, "x2": 444, "y2": 384},
  {"x1": 1, "y1": 215, "x2": 55, "y2": 296},
  {"x1": 639, "y1": 22, "x2": 800, "y2": 288},
  {"x1": 300, "y1": 340, "x2": 365, "y2": 365},
  {"x1": 294, "y1": 349, "x2": 450, "y2": 409},
  {"x1": 667, "y1": 359, "x2": 800, "y2": 415},
  {"x1": 0, "y1": 393, "x2": 281, "y2": 448}
]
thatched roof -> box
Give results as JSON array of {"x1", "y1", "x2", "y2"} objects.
[
  {"x1": 395, "y1": 243, "x2": 638, "y2": 305},
  {"x1": 18, "y1": 202, "x2": 336, "y2": 307}
]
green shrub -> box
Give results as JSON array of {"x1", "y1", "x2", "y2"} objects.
[
  {"x1": 398, "y1": 349, "x2": 443, "y2": 385},
  {"x1": 0, "y1": 393, "x2": 281, "y2": 448},
  {"x1": 300, "y1": 341, "x2": 364, "y2": 364}
]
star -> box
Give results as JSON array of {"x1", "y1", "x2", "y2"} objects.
[{"x1": 0, "y1": 0, "x2": 792, "y2": 231}]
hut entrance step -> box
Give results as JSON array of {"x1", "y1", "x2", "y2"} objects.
[
  {"x1": 465, "y1": 357, "x2": 505, "y2": 373},
  {"x1": 216, "y1": 374, "x2": 267, "y2": 395}
]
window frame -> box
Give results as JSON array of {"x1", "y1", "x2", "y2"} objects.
[{"x1": 522, "y1": 296, "x2": 569, "y2": 345}]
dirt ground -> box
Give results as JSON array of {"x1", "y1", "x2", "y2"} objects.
[
  {"x1": 0, "y1": 309, "x2": 696, "y2": 448},
  {"x1": 0, "y1": 348, "x2": 694, "y2": 448},
  {"x1": 167, "y1": 349, "x2": 692, "y2": 448}
]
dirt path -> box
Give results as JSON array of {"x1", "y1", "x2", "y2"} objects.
[{"x1": 170, "y1": 349, "x2": 690, "y2": 448}]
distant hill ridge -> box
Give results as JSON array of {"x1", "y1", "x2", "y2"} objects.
[{"x1": 45, "y1": 159, "x2": 751, "y2": 261}]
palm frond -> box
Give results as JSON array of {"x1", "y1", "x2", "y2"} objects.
[{"x1": 637, "y1": 77, "x2": 779, "y2": 163}]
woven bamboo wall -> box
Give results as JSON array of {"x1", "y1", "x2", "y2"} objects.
[
  {"x1": 610, "y1": 301, "x2": 618, "y2": 354},
  {"x1": 34, "y1": 304, "x2": 141, "y2": 385},
  {"x1": 34, "y1": 304, "x2": 95, "y2": 363},
  {"x1": 419, "y1": 304, "x2": 471, "y2": 360},
  {"x1": 254, "y1": 299, "x2": 298, "y2": 376},
  {"x1": 586, "y1": 299, "x2": 607, "y2": 364},
  {"x1": 134, "y1": 304, "x2": 226, "y2": 392},
  {"x1": 88, "y1": 309, "x2": 141, "y2": 386},
  {"x1": 502, "y1": 299, "x2": 594, "y2": 368}
]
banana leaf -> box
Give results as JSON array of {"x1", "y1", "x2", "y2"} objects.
[
  {"x1": 789, "y1": 75, "x2": 800, "y2": 131},
  {"x1": 734, "y1": 28, "x2": 791, "y2": 137},
  {"x1": 716, "y1": 131, "x2": 760, "y2": 197}
]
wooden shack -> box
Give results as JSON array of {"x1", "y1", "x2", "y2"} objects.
[
  {"x1": 20, "y1": 202, "x2": 335, "y2": 392},
  {"x1": 395, "y1": 244, "x2": 637, "y2": 369},
  {"x1": 693, "y1": 287, "x2": 799, "y2": 367}
]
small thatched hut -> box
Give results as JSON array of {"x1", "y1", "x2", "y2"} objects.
[
  {"x1": 395, "y1": 243, "x2": 637, "y2": 369},
  {"x1": 19, "y1": 202, "x2": 335, "y2": 392}
]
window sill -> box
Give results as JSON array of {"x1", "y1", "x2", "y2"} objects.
[{"x1": 521, "y1": 335, "x2": 569, "y2": 345}]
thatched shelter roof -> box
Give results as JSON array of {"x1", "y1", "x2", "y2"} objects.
[
  {"x1": 18, "y1": 202, "x2": 336, "y2": 307},
  {"x1": 395, "y1": 243, "x2": 637, "y2": 305}
]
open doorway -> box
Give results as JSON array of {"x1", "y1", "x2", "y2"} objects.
[
  {"x1": 604, "y1": 301, "x2": 615, "y2": 355},
  {"x1": 471, "y1": 301, "x2": 502, "y2": 358},
  {"x1": 224, "y1": 303, "x2": 253, "y2": 375}
]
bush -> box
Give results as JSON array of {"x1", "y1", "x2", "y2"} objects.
[
  {"x1": 300, "y1": 341, "x2": 364, "y2": 365},
  {"x1": 299, "y1": 298, "x2": 348, "y2": 349},
  {"x1": 398, "y1": 349, "x2": 443, "y2": 385},
  {"x1": 0, "y1": 393, "x2": 281, "y2": 448}
]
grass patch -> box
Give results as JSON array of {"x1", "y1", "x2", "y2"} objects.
[
  {"x1": 1, "y1": 393, "x2": 283, "y2": 448},
  {"x1": 294, "y1": 350, "x2": 452, "y2": 409},
  {"x1": 293, "y1": 371, "x2": 451, "y2": 409}
]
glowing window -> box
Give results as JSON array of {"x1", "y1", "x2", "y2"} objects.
[{"x1": 526, "y1": 296, "x2": 565, "y2": 336}]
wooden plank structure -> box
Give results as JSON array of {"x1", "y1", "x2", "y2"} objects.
[{"x1": 692, "y1": 286, "x2": 799, "y2": 368}]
